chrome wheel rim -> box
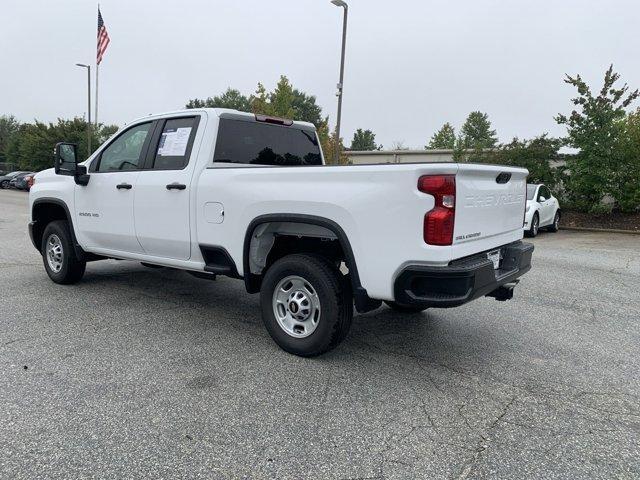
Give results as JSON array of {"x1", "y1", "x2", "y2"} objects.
[
  {"x1": 554, "y1": 214, "x2": 559, "y2": 229},
  {"x1": 46, "y1": 234, "x2": 64, "y2": 273},
  {"x1": 272, "y1": 275, "x2": 321, "y2": 338},
  {"x1": 533, "y1": 216, "x2": 539, "y2": 235}
]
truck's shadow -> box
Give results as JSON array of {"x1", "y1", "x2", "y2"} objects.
[{"x1": 78, "y1": 262, "x2": 500, "y2": 372}]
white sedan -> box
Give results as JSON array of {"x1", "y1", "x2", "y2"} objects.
[{"x1": 524, "y1": 184, "x2": 561, "y2": 237}]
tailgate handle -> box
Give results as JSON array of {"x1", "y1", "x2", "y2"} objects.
[{"x1": 496, "y1": 172, "x2": 511, "y2": 184}]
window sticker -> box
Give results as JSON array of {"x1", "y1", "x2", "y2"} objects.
[{"x1": 157, "y1": 127, "x2": 192, "y2": 156}]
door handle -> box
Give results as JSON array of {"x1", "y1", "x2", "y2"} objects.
[
  {"x1": 116, "y1": 183, "x2": 132, "y2": 190},
  {"x1": 166, "y1": 183, "x2": 186, "y2": 190}
]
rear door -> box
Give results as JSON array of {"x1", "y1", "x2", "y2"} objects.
[
  {"x1": 454, "y1": 164, "x2": 527, "y2": 246},
  {"x1": 133, "y1": 115, "x2": 203, "y2": 260}
]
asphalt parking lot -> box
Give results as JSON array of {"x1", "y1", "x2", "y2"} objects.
[{"x1": 1, "y1": 188, "x2": 639, "y2": 479}]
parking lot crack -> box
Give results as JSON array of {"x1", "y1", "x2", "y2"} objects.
[{"x1": 455, "y1": 395, "x2": 517, "y2": 480}]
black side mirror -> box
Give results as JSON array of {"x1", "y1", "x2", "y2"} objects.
[
  {"x1": 54, "y1": 142, "x2": 89, "y2": 186},
  {"x1": 54, "y1": 142, "x2": 78, "y2": 176}
]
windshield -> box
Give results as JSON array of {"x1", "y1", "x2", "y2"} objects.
[{"x1": 526, "y1": 184, "x2": 538, "y2": 200}]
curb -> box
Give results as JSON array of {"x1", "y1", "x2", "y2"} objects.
[{"x1": 560, "y1": 226, "x2": 640, "y2": 235}]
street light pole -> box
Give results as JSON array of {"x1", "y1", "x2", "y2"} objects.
[
  {"x1": 331, "y1": 0, "x2": 348, "y2": 164},
  {"x1": 75, "y1": 63, "x2": 92, "y2": 154}
]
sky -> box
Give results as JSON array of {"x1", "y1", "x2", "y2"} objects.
[{"x1": 1, "y1": 0, "x2": 639, "y2": 149}]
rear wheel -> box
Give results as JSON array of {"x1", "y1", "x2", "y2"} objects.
[
  {"x1": 260, "y1": 254, "x2": 353, "y2": 357},
  {"x1": 548, "y1": 211, "x2": 560, "y2": 232},
  {"x1": 41, "y1": 220, "x2": 86, "y2": 284},
  {"x1": 526, "y1": 212, "x2": 539, "y2": 237},
  {"x1": 384, "y1": 301, "x2": 428, "y2": 314},
  {"x1": 0, "y1": 180, "x2": 9, "y2": 189}
]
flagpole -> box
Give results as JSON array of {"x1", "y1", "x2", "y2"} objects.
[
  {"x1": 95, "y1": 63, "x2": 99, "y2": 129},
  {"x1": 95, "y1": 4, "x2": 100, "y2": 129}
]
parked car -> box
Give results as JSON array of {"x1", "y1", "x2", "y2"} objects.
[
  {"x1": 0, "y1": 171, "x2": 28, "y2": 189},
  {"x1": 14, "y1": 172, "x2": 36, "y2": 191},
  {"x1": 524, "y1": 183, "x2": 561, "y2": 237},
  {"x1": 28, "y1": 108, "x2": 533, "y2": 357},
  {"x1": 11, "y1": 172, "x2": 35, "y2": 190}
]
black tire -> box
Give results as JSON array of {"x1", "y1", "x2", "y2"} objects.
[
  {"x1": 41, "y1": 220, "x2": 86, "y2": 284},
  {"x1": 525, "y1": 212, "x2": 539, "y2": 238},
  {"x1": 547, "y1": 211, "x2": 560, "y2": 232},
  {"x1": 0, "y1": 180, "x2": 9, "y2": 189},
  {"x1": 260, "y1": 254, "x2": 353, "y2": 357},
  {"x1": 384, "y1": 301, "x2": 428, "y2": 314}
]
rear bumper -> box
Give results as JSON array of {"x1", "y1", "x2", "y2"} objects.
[{"x1": 393, "y1": 241, "x2": 534, "y2": 308}]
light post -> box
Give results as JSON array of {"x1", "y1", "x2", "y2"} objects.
[
  {"x1": 331, "y1": 0, "x2": 348, "y2": 164},
  {"x1": 75, "y1": 63, "x2": 92, "y2": 154}
]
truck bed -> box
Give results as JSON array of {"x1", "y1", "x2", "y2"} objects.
[{"x1": 196, "y1": 162, "x2": 528, "y2": 301}]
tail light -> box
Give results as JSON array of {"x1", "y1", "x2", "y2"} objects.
[
  {"x1": 418, "y1": 175, "x2": 455, "y2": 245},
  {"x1": 27, "y1": 175, "x2": 35, "y2": 189}
]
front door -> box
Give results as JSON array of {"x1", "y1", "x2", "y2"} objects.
[
  {"x1": 133, "y1": 115, "x2": 201, "y2": 260},
  {"x1": 537, "y1": 186, "x2": 553, "y2": 225},
  {"x1": 74, "y1": 121, "x2": 155, "y2": 254}
]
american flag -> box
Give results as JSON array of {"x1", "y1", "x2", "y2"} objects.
[{"x1": 96, "y1": 7, "x2": 110, "y2": 65}]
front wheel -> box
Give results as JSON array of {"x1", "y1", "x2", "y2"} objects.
[
  {"x1": 260, "y1": 254, "x2": 353, "y2": 357},
  {"x1": 0, "y1": 180, "x2": 9, "y2": 189},
  {"x1": 41, "y1": 220, "x2": 86, "y2": 284},
  {"x1": 526, "y1": 212, "x2": 539, "y2": 237}
]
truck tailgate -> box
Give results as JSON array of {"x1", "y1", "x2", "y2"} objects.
[{"x1": 454, "y1": 164, "x2": 527, "y2": 246}]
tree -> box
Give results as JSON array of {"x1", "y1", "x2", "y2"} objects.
[
  {"x1": 5, "y1": 119, "x2": 120, "y2": 171},
  {"x1": 260, "y1": 75, "x2": 295, "y2": 119},
  {"x1": 98, "y1": 124, "x2": 119, "y2": 144},
  {"x1": 459, "y1": 111, "x2": 497, "y2": 149},
  {"x1": 186, "y1": 88, "x2": 251, "y2": 112},
  {"x1": 555, "y1": 65, "x2": 639, "y2": 211},
  {"x1": 291, "y1": 89, "x2": 323, "y2": 126},
  {"x1": 186, "y1": 77, "x2": 326, "y2": 127},
  {"x1": 350, "y1": 129, "x2": 378, "y2": 151},
  {"x1": 426, "y1": 122, "x2": 455, "y2": 149},
  {"x1": 613, "y1": 109, "x2": 640, "y2": 212},
  {"x1": 0, "y1": 115, "x2": 20, "y2": 164},
  {"x1": 184, "y1": 76, "x2": 336, "y2": 159},
  {"x1": 479, "y1": 135, "x2": 565, "y2": 189}
]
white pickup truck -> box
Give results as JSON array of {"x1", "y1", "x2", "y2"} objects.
[{"x1": 29, "y1": 108, "x2": 533, "y2": 356}]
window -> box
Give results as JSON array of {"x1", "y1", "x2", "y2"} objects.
[
  {"x1": 537, "y1": 186, "x2": 550, "y2": 202},
  {"x1": 97, "y1": 123, "x2": 152, "y2": 172},
  {"x1": 526, "y1": 185, "x2": 537, "y2": 200},
  {"x1": 213, "y1": 119, "x2": 322, "y2": 166},
  {"x1": 152, "y1": 117, "x2": 198, "y2": 170}
]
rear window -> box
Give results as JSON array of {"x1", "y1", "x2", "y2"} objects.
[
  {"x1": 526, "y1": 185, "x2": 537, "y2": 200},
  {"x1": 153, "y1": 117, "x2": 198, "y2": 170},
  {"x1": 213, "y1": 119, "x2": 322, "y2": 166}
]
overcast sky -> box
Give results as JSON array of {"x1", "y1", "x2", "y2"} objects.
[{"x1": 1, "y1": 0, "x2": 639, "y2": 148}]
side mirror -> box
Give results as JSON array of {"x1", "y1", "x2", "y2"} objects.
[
  {"x1": 54, "y1": 143, "x2": 78, "y2": 176},
  {"x1": 54, "y1": 142, "x2": 90, "y2": 186},
  {"x1": 539, "y1": 196, "x2": 547, "y2": 202}
]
